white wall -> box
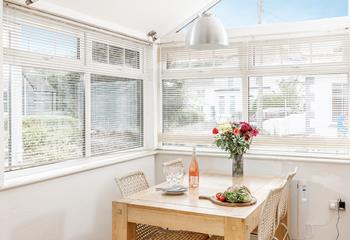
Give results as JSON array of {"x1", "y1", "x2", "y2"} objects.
[
  {"x1": 156, "y1": 152, "x2": 350, "y2": 240},
  {"x1": 0, "y1": 155, "x2": 155, "y2": 240}
]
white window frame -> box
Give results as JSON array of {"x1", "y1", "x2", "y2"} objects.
[{"x1": 0, "y1": 4, "x2": 151, "y2": 181}]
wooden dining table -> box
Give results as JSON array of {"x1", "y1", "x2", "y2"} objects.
[{"x1": 112, "y1": 173, "x2": 285, "y2": 240}]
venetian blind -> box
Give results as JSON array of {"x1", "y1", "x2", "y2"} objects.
[
  {"x1": 161, "y1": 34, "x2": 350, "y2": 156},
  {"x1": 2, "y1": 4, "x2": 147, "y2": 171},
  {"x1": 91, "y1": 74, "x2": 143, "y2": 156}
]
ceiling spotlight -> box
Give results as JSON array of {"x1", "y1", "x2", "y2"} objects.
[{"x1": 25, "y1": 0, "x2": 39, "y2": 5}]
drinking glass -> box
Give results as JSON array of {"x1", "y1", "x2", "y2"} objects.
[{"x1": 175, "y1": 165, "x2": 185, "y2": 185}]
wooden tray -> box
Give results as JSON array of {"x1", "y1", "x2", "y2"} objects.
[{"x1": 199, "y1": 195, "x2": 257, "y2": 207}]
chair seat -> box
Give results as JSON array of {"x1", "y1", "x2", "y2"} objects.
[
  {"x1": 149, "y1": 230, "x2": 209, "y2": 240},
  {"x1": 136, "y1": 224, "x2": 165, "y2": 240}
]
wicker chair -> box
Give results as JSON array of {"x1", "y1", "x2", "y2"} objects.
[
  {"x1": 115, "y1": 171, "x2": 164, "y2": 240},
  {"x1": 209, "y1": 184, "x2": 284, "y2": 240},
  {"x1": 162, "y1": 159, "x2": 185, "y2": 181},
  {"x1": 275, "y1": 167, "x2": 298, "y2": 240},
  {"x1": 115, "y1": 171, "x2": 209, "y2": 240},
  {"x1": 162, "y1": 159, "x2": 185, "y2": 170}
]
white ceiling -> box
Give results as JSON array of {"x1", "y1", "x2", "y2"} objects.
[{"x1": 31, "y1": 0, "x2": 215, "y2": 41}]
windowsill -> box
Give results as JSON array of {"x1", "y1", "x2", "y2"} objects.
[
  {"x1": 156, "y1": 147, "x2": 350, "y2": 165},
  {"x1": 1, "y1": 148, "x2": 156, "y2": 191}
]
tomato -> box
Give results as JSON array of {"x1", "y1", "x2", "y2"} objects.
[
  {"x1": 219, "y1": 195, "x2": 226, "y2": 202},
  {"x1": 216, "y1": 192, "x2": 226, "y2": 202}
]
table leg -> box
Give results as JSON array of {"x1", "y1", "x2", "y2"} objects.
[
  {"x1": 112, "y1": 202, "x2": 136, "y2": 240},
  {"x1": 224, "y1": 217, "x2": 250, "y2": 240}
]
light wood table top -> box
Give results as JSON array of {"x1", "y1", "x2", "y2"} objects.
[{"x1": 113, "y1": 173, "x2": 284, "y2": 240}]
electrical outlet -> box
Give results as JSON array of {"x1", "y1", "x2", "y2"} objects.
[
  {"x1": 329, "y1": 199, "x2": 346, "y2": 211},
  {"x1": 339, "y1": 199, "x2": 346, "y2": 211},
  {"x1": 329, "y1": 200, "x2": 338, "y2": 210}
]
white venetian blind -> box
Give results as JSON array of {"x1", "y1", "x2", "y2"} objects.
[
  {"x1": 248, "y1": 74, "x2": 350, "y2": 156},
  {"x1": 91, "y1": 74, "x2": 143, "y2": 156},
  {"x1": 162, "y1": 45, "x2": 244, "y2": 79},
  {"x1": 161, "y1": 33, "x2": 350, "y2": 156},
  {"x1": 2, "y1": 4, "x2": 147, "y2": 171},
  {"x1": 162, "y1": 77, "x2": 243, "y2": 146},
  {"x1": 247, "y1": 35, "x2": 349, "y2": 75},
  {"x1": 86, "y1": 32, "x2": 144, "y2": 80}
]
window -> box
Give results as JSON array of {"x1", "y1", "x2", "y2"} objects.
[
  {"x1": 165, "y1": 48, "x2": 240, "y2": 70},
  {"x1": 218, "y1": 96, "x2": 225, "y2": 115},
  {"x1": 4, "y1": 24, "x2": 81, "y2": 60},
  {"x1": 161, "y1": 33, "x2": 350, "y2": 157},
  {"x1": 125, "y1": 49, "x2": 140, "y2": 69},
  {"x1": 3, "y1": 67, "x2": 9, "y2": 168},
  {"x1": 250, "y1": 38, "x2": 346, "y2": 67},
  {"x1": 109, "y1": 45, "x2": 124, "y2": 66},
  {"x1": 92, "y1": 41, "x2": 140, "y2": 69},
  {"x1": 162, "y1": 78, "x2": 242, "y2": 146},
  {"x1": 91, "y1": 74, "x2": 143, "y2": 155},
  {"x1": 332, "y1": 82, "x2": 348, "y2": 123},
  {"x1": 5, "y1": 66, "x2": 84, "y2": 171},
  {"x1": 230, "y1": 96, "x2": 236, "y2": 113},
  {"x1": 92, "y1": 41, "x2": 108, "y2": 63},
  {"x1": 248, "y1": 74, "x2": 349, "y2": 154},
  {"x1": 2, "y1": 5, "x2": 147, "y2": 171}
]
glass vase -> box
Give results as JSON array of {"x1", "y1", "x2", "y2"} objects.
[{"x1": 230, "y1": 154, "x2": 244, "y2": 177}]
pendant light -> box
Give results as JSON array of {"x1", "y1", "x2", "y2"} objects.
[{"x1": 186, "y1": 12, "x2": 228, "y2": 50}]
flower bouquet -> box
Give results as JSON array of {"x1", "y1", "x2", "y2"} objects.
[{"x1": 212, "y1": 122, "x2": 259, "y2": 177}]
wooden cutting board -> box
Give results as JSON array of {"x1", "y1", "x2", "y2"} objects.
[{"x1": 199, "y1": 195, "x2": 257, "y2": 207}]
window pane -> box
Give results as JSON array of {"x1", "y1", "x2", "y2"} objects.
[
  {"x1": 252, "y1": 38, "x2": 346, "y2": 67},
  {"x1": 91, "y1": 74, "x2": 143, "y2": 155},
  {"x1": 3, "y1": 21, "x2": 80, "y2": 59},
  {"x1": 249, "y1": 74, "x2": 349, "y2": 154},
  {"x1": 125, "y1": 49, "x2": 140, "y2": 69},
  {"x1": 3, "y1": 65, "x2": 10, "y2": 169},
  {"x1": 5, "y1": 66, "x2": 84, "y2": 171},
  {"x1": 109, "y1": 45, "x2": 124, "y2": 66},
  {"x1": 166, "y1": 49, "x2": 240, "y2": 70},
  {"x1": 253, "y1": 43, "x2": 311, "y2": 66},
  {"x1": 311, "y1": 40, "x2": 344, "y2": 63},
  {"x1": 162, "y1": 78, "x2": 242, "y2": 141},
  {"x1": 92, "y1": 41, "x2": 108, "y2": 63},
  {"x1": 167, "y1": 59, "x2": 189, "y2": 70}
]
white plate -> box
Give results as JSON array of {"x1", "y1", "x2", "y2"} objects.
[{"x1": 156, "y1": 185, "x2": 188, "y2": 195}]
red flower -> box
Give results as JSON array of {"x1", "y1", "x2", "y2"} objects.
[
  {"x1": 251, "y1": 128, "x2": 259, "y2": 137},
  {"x1": 212, "y1": 128, "x2": 219, "y2": 134},
  {"x1": 233, "y1": 128, "x2": 240, "y2": 136},
  {"x1": 240, "y1": 123, "x2": 252, "y2": 134},
  {"x1": 245, "y1": 135, "x2": 250, "y2": 141}
]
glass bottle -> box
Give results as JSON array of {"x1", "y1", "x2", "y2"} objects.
[{"x1": 189, "y1": 146, "x2": 199, "y2": 188}]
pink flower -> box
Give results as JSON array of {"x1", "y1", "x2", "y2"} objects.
[{"x1": 233, "y1": 128, "x2": 240, "y2": 136}]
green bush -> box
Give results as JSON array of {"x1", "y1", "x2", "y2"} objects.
[
  {"x1": 22, "y1": 115, "x2": 83, "y2": 164},
  {"x1": 165, "y1": 108, "x2": 204, "y2": 128}
]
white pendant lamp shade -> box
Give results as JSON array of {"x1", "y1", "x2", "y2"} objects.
[{"x1": 186, "y1": 13, "x2": 228, "y2": 50}]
